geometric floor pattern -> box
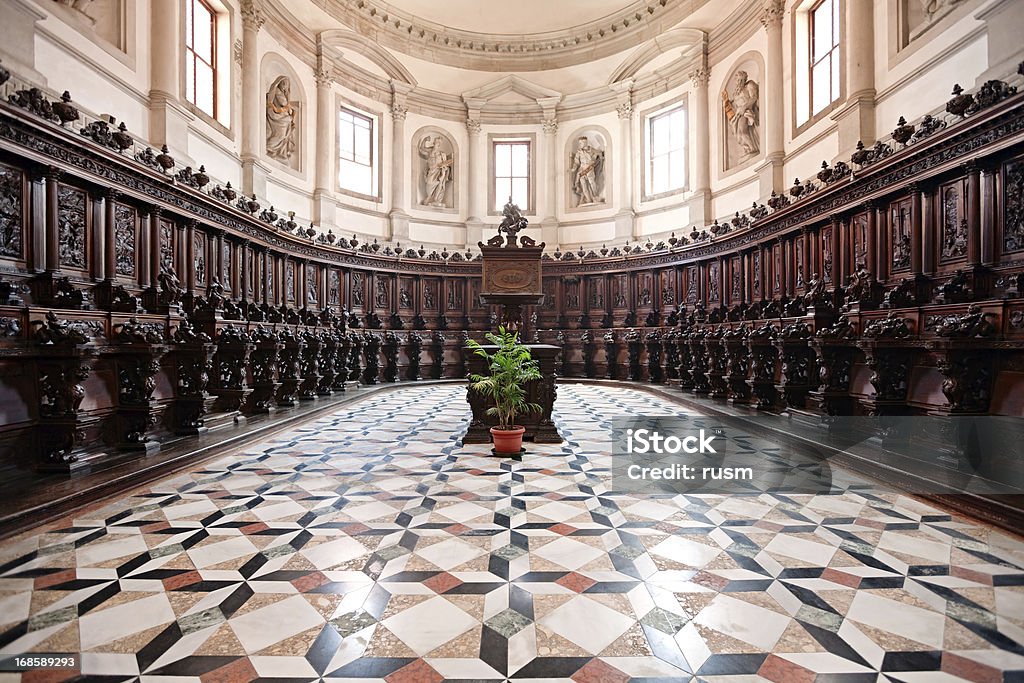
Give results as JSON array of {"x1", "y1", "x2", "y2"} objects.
[{"x1": 1, "y1": 384, "x2": 1023, "y2": 682}]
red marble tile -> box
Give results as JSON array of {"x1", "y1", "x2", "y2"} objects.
[
  {"x1": 544, "y1": 492, "x2": 565, "y2": 499},
  {"x1": 854, "y1": 517, "x2": 887, "y2": 530},
  {"x1": 821, "y1": 567, "x2": 861, "y2": 588},
  {"x1": 758, "y1": 653, "x2": 816, "y2": 683},
  {"x1": 691, "y1": 571, "x2": 729, "y2": 591},
  {"x1": 240, "y1": 522, "x2": 269, "y2": 535},
  {"x1": 941, "y1": 652, "x2": 1003, "y2": 683},
  {"x1": 570, "y1": 658, "x2": 629, "y2": 683},
  {"x1": 200, "y1": 656, "x2": 258, "y2": 683},
  {"x1": 950, "y1": 565, "x2": 994, "y2": 585},
  {"x1": 547, "y1": 523, "x2": 577, "y2": 536},
  {"x1": 343, "y1": 522, "x2": 371, "y2": 535},
  {"x1": 754, "y1": 520, "x2": 785, "y2": 532},
  {"x1": 140, "y1": 521, "x2": 171, "y2": 533},
  {"x1": 162, "y1": 570, "x2": 203, "y2": 591},
  {"x1": 555, "y1": 572, "x2": 596, "y2": 593},
  {"x1": 291, "y1": 571, "x2": 329, "y2": 593},
  {"x1": 22, "y1": 668, "x2": 80, "y2": 683},
  {"x1": 444, "y1": 523, "x2": 470, "y2": 536},
  {"x1": 385, "y1": 658, "x2": 443, "y2": 683},
  {"x1": 34, "y1": 569, "x2": 76, "y2": 590},
  {"x1": 423, "y1": 571, "x2": 463, "y2": 594}
]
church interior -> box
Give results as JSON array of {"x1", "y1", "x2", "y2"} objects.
[{"x1": 0, "y1": 0, "x2": 1023, "y2": 680}]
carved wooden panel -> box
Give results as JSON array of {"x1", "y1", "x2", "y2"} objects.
[
  {"x1": 398, "y1": 277, "x2": 414, "y2": 309},
  {"x1": 266, "y1": 257, "x2": 275, "y2": 302},
  {"x1": 939, "y1": 179, "x2": 968, "y2": 265},
  {"x1": 613, "y1": 274, "x2": 628, "y2": 308},
  {"x1": 707, "y1": 262, "x2": 720, "y2": 303},
  {"x1": 158, "y1": 218, "x2": 173, "y2": 272},
  {"x1": 660, "y1": 270, "x2": 675, "y2": 308},
  {"x1": 328, "y1": 269, "x2": 340, "y2": 306},
  {"x1": 470, "y1": 279, "x2": 483, "y2": 309},
  {"x1": 542, "y1": 278, "x2": 556, "y2": 310},
  {"x1": 685, "y1": 266, "x2": 698, "y2": 304},
  {"x1": 0, "y1": 164, "x2": 23, "y2": 259},
  {"x1": 306, "y1": 264, "x2": 318, "y2": 305},
  {"x1": 447, "y1": 280, "x2": 464, "y2": 311},
  {"x1": 374, "y1": 276, "x2": 390, "y2": 310},
  {"x1": 751, "y1": 251, "x2": 761, "y2": 299},
  {"x1": 285, "y1": 261, "x2": 295, "y2": 301},
  {"x1": 193, "y1": 233, "x2": 205, "y2": 286},
  {"x1": 772, "y1": 244, "x2": 782, "y2": 295},
  {"x1": 588, "y1": 276, "x2": 605, "y2": 310},
  {"x1": 58, "y1": 185, "x2": 87, "y2": 269},
  {"x1": 420, "y1": 279, "x2": 437, "y2": 310},
  {"x1": 351, "y1": 271, "x2": 364, "y2": 308},
  {"x1": 890, "y1": 197, "x2": 912, "y2": 272},
  {"x1": 222, "y1": 242, "x2": 232, "y2": 292},
  {"x1": 794, "y1": 238, "x2": 805, "y2": 289},
  {"x1": 821, "y1": 227, "x2": 833, "y2": 284},
  {"x1": 113, "y1": 203, "x2": 135, "y2": 277},
  {"x1": 852, "y1": 211, "x2": 868, "y2": 269},
  {"x1": 636, "y1": 273, "x2": 653, "y2": 307},
  {"x1": 730, "y1": 257, "x2": 742, "y2": 303},
  {"x1": 1004, "y1": 158, "x2": 1024, "y2": 254},
  {"x1": 564, "y1": 278, "x2": 580, "y2": 310}
]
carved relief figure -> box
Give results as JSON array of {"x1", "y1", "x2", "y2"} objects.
[
  {"x1": 569, "y1": 134, "x2": 605, "y2": 207},
  {"x1": 0, "y1": 165, "x2": 22, "y2": 258},
  {"x1": 265, "y1": 76, "x2": 298, "y2": 165},
  {"x1": 57, "y1": 186, "x2": 86, "y2": 269},
  {"x1": 113, "y1": 204, "x2": 134, "y2": 276},
  {"x1": 722, "y1": 69, "x2": 760, "y2": 168},
  {"x1": 417, "y1": 134, "x2": 453, "y2": 208},
  {"x1": 352, "y1": 272, "x2": 364, "y2": 307}
]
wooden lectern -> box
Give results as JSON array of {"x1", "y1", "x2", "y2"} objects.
[{"x1": 464, "y1": 200, "x2": 562, "y2": 445}]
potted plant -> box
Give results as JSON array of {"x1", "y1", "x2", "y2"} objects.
[{"x1": 467, "y1": 327, "x2": 543, "y2": 455}]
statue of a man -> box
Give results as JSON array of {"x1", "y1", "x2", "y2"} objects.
[
  {"x1": 266, "y1": 76, "x2": 297, "y2": 162},
  {"x1": 569, "y1": 136, "x2": 604, "y2": 206},
  {"x1": 418, "y1": 135, "x2": 453, "y2": 207},
  {"x1": 722, "y1": 70, "x2": 760, "y2": 162}
]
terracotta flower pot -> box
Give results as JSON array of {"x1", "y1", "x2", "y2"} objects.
[{"x1": 490, "y1": 425, "x2": 525, "y2": 455}]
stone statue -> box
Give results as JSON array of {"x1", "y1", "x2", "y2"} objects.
[
  {"x1": 569, "y1": 135, "x2": 604, "y2": 206},
  {"x1": 498, "y1": 198, "x2": 528, "y2": 247},
  {"x1": 722, "y1": 69, "x2": 760, "y2": 165},
  {"x1": 418, "y1": 135, "x2": 453, "y2": 207},
  {"x1": 265, "y1": 76, "x2": 297, "y2": 163}
]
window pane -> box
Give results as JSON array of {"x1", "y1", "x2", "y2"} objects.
[
  {"x1": 195, "y1": 62, "x2": 214, "y2": 116},
  {"x1": 511, "y1": 144, "x2": 528, "y2": 177},
  {"x1": 651, "y1": 115, "x2": 669, "y2": 153},
  {"x1": 669, "y1": 110, "x2": 685, "y2": 149},
  {"x1": 813, "y1": 1, "x2": 833, "y2": 61},
  {"x1": 831, "y1": 50, "x2": 840, "y2": 102},
  {"x1": 185, "y1": 0, "x2": 194, "y2": 48},
  {"x1": 185, "y1": 56, "x2": 195, "y2": 103},
  {"x1": 832, "y1": 0, "x2": 840, "y2": 43},
  {"x1": 651, "y1": 155, "x2": 669, "y2": 194},
  {"x1": 511, "y1": 178, "x2": 528, "y2": 209},
  {"x1": 812, "y1": 59, "x2": 830, "y2": 114},
  {"x1": 354, "y1": 127, "x2": 370, "y2": 165},
  {"x1": 192, "y1": 2, "x2": 213, "y2": 62},
  {"x1": 495, "y1": 144, "x2": 511, "y2": 177},
  {"x1": 669, "y1": 150, "x2": 686, "y2": 189},
  {"x1": 495, "y1": 178, "x2": 512, "y2": 210},
  {"x1": 340, "y1": 159, "x2": 371, "y2": 195}
]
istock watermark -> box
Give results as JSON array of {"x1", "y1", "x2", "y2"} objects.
[{"x1": 609, "y1": 415, "x2": 1024, "y2": 496}]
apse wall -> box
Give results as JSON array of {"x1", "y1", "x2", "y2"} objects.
[{"x1": 4, "y1": 0, "x2": 1021, "y2": 251}]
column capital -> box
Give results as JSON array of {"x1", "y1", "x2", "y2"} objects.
[
  {"x1": 314, "y1": 68, "x2": 332, "y2": 87},
  {"x1": 609, "y1": 79, "x2": 634, "y2": 120},
  {"x1": 759, "y1": 0, "x2": 785, "y2": 29},
  {"x1": 240, "y1": 0, "x2": 266, "y2": 31},
  {"x1": 466, "y1": 118, "x2": 482, "y2": 135},
  {"x1": 689, "y1": 67, "x2": 710, "y2": 89},
  {"x1": 391, "y1": 104, "x2": 408, "y2": 122},
  {"x1": 542, "y1": 118, "x2": 558, "y2": 135}
]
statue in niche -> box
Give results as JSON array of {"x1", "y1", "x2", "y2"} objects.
[
  {"x1": 569, "y1": 135, "x2": 605, "y2": 207},
  {"x1": 722, "y1": 69, "x2": 760, "y2": 166},
  {"x1": 265, "y1": 76, "x2": 298, "y2": 165},
  {"x1": 417, "y1": 135, "x2": 453, "y2": 208},
  {"x1": 56, "y1": 0, "x2": 95, "y2": 21}
]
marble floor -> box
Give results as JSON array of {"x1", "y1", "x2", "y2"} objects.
[{"x1": 1, "y1": 384, "x2": 1023, "y2": 682}]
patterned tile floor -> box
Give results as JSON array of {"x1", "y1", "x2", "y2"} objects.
[{"x1": 1, "y1": 384, "x2": 1023, "y2": 682}]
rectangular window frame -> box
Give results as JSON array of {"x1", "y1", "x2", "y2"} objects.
[
  {"x1": 336, "y1": 102, "x2": 381, "y2": 201},
  {"x1": 640, "y1": 95, "x2": 689, "y2": 202},
  {"x1": 808, "y1": 0, "x2": 841, "y2": 119},
  {"x1": 184, "y1": 0, "x2": 217, "y2": 120},
  {"x1": 487, "y1": 134, "x2": 536, "y2": 216}
]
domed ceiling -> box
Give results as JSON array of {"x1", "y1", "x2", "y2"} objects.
[{"x1": 308, "y1": 0, "x2": 718, "y2": 70}]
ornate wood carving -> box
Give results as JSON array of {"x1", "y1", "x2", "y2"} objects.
[{"x1": 0, "y1": 164, "x2": 23, "y2": 258}]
